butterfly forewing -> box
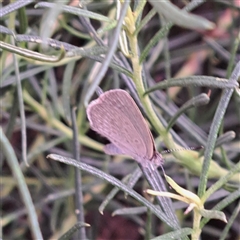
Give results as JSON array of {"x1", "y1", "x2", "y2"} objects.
[
  {"x1": 87, "y1": 90, "x2": 154, "y2": 160},
  {"x1": 103, "y1": 90, "x2": 155, "y2": 159}
]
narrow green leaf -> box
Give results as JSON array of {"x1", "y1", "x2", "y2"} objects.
[
  {"x1": 151, "y1": 228, "x2": 193, "y2": 240},
  {"x1": 35, "y1": 2, "x2": 114, "y2": 23},
  {"x1": 149, "y1": 0, "x2": 215, "y2": 30},
  {"x1": 199, "y1": 209, "x2": 227, "y2": 223}
]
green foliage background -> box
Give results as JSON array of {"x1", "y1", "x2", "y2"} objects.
[{"x1": 1, "y1": 1, "x2": 239, "y2": 239}]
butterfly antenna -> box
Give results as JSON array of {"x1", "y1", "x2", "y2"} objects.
[{"x1": 161, "y1": 146, "x2": 204, "y2": 155}]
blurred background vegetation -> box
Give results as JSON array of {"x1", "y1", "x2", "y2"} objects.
[{"x1": 1, "y1": 0, "x2": 240, "y2": 239}]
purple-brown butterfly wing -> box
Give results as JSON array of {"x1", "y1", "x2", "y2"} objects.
[{"x1": 87, "y1": 89, "x2": 161, "y2": 164}]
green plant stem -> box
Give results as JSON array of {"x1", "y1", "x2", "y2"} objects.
[
  {"x1": 0, "y1": 128, "x2": 43, "y2": 239},
  {"x1": 192, "y1": 208, "x2": 201, "y2": 239},
  {"x1": 133, "y1": 0, "x2": 147, "y2": 19},
  {"x1": 11, "y1": 37, "x2": 28, "y2": 166},
  {"x1": 128, "y1": 14, "x2": 184, "y2": 160},
  {"x1": 129, "y1": 30, "x2": 166, "y2": 134},
  {"x1": 198, "y1": 62, "x2": 240, "y2": 197}
]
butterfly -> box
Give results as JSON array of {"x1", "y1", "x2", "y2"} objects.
[{"x1": 86, "y1": 89, "x2": 163, "y2": 167}]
